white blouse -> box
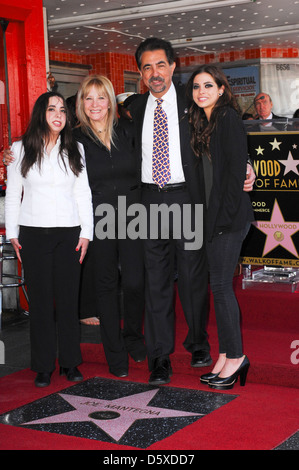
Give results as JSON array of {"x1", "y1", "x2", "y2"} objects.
[{"x1": 5, "y1": 138, "x2": 93, "y2": 241}]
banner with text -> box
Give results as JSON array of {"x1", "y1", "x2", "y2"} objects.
[{"x1": 223, "y1": 65, "x2": 260, "y2": 115}]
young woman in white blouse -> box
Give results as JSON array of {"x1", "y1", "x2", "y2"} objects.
[{"x1": 5, "y1": 92, "x2": 93, "y2": 387}]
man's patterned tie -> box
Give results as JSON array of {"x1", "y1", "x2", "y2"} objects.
[{"x1": 152, "y1": 98, "x2": 171, "y2": 188}]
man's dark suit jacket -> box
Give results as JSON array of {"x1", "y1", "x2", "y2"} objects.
[{"x1": 246, "y1": 113, "x2": 288, "y2": 132}]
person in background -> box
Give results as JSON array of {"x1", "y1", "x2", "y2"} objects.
[
  {"x1": 122, "y1": 93, "x2": 141, "y2": 121},
  {"x1": 4, "y1": 91, "x2": 93, "y2": 388},
  {"x1": 116, "y1": 92, "x2": 136, "y2": 121},
  {"x1": 242, "y1": 112, "x2": 254, "y2": 120},
  {"x1": 292, "y1": 108, "x2": 299, "y2": 130},
  {"x1": 66, "y1": 92, "x2": 79, "y2": 128},
  {"x1": 187, "y1": 65, "x2": 254, "y2": 390},
  {"x1": 242, "y1": 112, "x2": 255, "y2": 132},
  {"x1": 130, "y1": 37, "x2": 256, "y2": 386},
  {"x1": 254, "y1": 92, "x2": 283, "y2": 120},
  {"x1": 74, "y1": 75, "x2": 146, "y2": 377},
  {"x1": 253, "y1": 92, "x2": 287, "y2": 130}
]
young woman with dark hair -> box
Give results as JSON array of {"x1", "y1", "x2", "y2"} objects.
[
  {"x1": 187, "y1": 65, "x2": 254, "y2": 390},
  {"x1": 20, "y1": 92, "x2": 83, "y2": 177},
  {"x1": 5, "y1": 92, "x2": 93, "y2": 387}
]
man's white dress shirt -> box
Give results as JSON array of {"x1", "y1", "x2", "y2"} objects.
[{"x1": 141, "y1": 83, "x2": 185, "y2": 184}]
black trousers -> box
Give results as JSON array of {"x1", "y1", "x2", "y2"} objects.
[
  {"x1": 206, "y1": 224, "x2": 250, "y2": 358},
  {"x1": 141, "y1": 186, "x2": 209, "y2": 370},
  {"x1": 19, "y1": 226, "x2": 82, "y2": 373},
  {"x1": 80, "y1": 212, "x2": 145, "y2": 374}
]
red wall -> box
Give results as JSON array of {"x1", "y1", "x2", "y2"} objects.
[
  {"x1": 0, "y1": 0, "x2": 46, "y2": 185},
  {"x1": 0, "y1": 0, "x2": 47, "y2": 143},
  {"x1": 49, "y1": 49, "x2": 147, "y2": 96}
]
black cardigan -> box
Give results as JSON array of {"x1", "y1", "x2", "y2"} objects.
[
  {"x1": 204, "y1": 106, "x2": 254, "y2": 241},
  {"x1": 72, "y1": 120, "x2": 141, "y2": 208}
]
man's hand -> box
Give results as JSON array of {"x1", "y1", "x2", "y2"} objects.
[
  {"x1": 243, "y1": 163, "x2": 255, "y2": 192},
  {"x1": 2, "y1": 147, "x2": 14, "y2": 166}
]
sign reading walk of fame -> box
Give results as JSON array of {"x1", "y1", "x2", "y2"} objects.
[{"x1": 240, "y1": 130, "x2": 299, "y2": 268}]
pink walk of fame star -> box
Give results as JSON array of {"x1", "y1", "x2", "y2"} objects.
[
  {"x1": 253, "y1": 199, "x2": 299, "y2": 257},
  {"x1": 22, "y1": 389, "x2": 203, "y2": 442}
]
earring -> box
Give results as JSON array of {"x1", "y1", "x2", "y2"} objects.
[{"x1": 219, "y1": 93, "x2": 223, "y2": 96}]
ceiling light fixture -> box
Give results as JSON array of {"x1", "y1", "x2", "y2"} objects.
[{"x1": 85, "y1": 25, "x2": 145, "y2": 41}]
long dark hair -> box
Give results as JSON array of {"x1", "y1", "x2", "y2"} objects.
[
  {"x1": 21, "y1": 91, "x2": 83, "y2": 177},
  {"x1": 186, "y1": 65, "x2": 241, "y2": 159}
]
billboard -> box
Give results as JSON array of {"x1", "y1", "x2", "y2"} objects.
[{"x1": 224, "y1": 65, "x2": 259, "y2": 114}]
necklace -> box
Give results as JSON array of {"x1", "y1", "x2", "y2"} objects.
[{"x1": 97, "y1": 128, "x2": 107, "y2": 134}]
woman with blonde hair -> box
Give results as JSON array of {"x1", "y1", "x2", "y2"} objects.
[
  {"x1": 76, "y1": 75, "x2": 117, "y2": 148},
  {"x1": 74, "y1": 75, "x2": 145, "y2": 377}
]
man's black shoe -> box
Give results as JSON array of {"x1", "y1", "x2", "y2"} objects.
[
  {"x1": 149, "y1": 358, "x2": 172, "y2": 385},
  {"x1": 109, "y1": 368, "x2": 128, "y2": 378},
  {"x1": 60, "y1": 366, "x2": 83, "y2": 382},
  {"x1": 191, "y1": 350, "x2": 212, "y2": 368},
  {"x1": 34, "y1": 372, "x2": 52, "y2": 387}
]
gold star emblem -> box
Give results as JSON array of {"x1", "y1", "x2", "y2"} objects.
[
  {"x1": 269, "y1": 138, "x2": 282, "y2": 150},
  {"x1": 255, "y1": 146, "x2": 264, "y2": 155}
]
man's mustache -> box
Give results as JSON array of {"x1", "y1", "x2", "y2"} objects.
[{"x1": 149, "y1": 76, "x2": 165, "y2": 84}]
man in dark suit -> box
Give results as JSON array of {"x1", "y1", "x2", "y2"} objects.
[
  {"x1": 130, "y1": 37, "x2": 255, "y2": 386},
  {"x1": 253, "y1": 92, "x2": 287, "y2": 130}
]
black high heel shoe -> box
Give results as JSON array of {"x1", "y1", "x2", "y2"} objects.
[
  {"x1": 208, "y1": 356, "x2": 250, "y2": 390},
  {"x1": 200, "y1": 372, "x2": 219, "y2": 384}
]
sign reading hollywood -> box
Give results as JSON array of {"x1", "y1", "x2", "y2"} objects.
[{"x1": 240, "y1": 131, "x2": 299, "y2": 268}]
